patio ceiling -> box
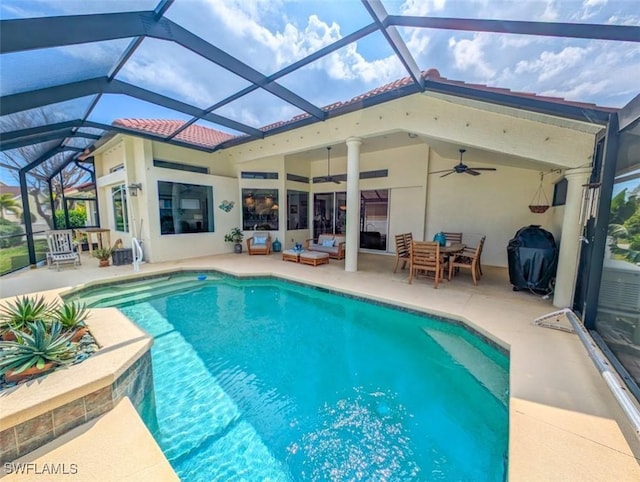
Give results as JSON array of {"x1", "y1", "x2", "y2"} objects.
[{"x1": 1, "y1": 0, "x2": 638, "y2": 180}]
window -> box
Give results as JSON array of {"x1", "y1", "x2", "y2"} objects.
[
  {"x1": 111, "y1": 185, "x2": 129, "y2": 232},
  {"x1": 242, "y1": 189, "x2": 279, "y2": 230},
  {"x1": 241, "y1": 171, "x2": 278, "y2": 179},
  {"x1": 287, "y1": 190, "x2": 308, "y2": 230},
  {"x1": 158, "y1": 181, "x2": 214, "y2": 235},
  {"x1": 153, "y1": 159, "x2": 208, "y2": 174}
]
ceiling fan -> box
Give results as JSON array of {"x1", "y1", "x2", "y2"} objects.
[
  {"x1": 316, "y1": 146, "x2": 341, "y2": 184},
  {"x1": 430, "y1": 149, "x2": 497, "y2": 178}
]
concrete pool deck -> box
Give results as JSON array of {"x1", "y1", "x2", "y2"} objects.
[{"x1": 1, "y1": 251, "x2": 639, "y2": 480}]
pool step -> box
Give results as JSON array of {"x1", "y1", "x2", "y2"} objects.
[
  {"x1": 422, "y1": 327, "x2": 509, "y2": 406},
  {"x1": 85, "y1": 278, "x2": 212, "y2": 307},
  {"x1": 121, "y1": 304, "x2": 289, "y2": 480}
]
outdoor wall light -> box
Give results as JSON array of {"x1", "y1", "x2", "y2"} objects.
[{"x1": 127, "y1": 183, "x2": 142, "y2": 196}]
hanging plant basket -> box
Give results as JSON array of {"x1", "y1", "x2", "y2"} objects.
[
  {"x1": 529, "y1": 204, "x2": 550, "y2": 214},
  {"x1": 529, "y1": 172, "x2": 551, "y2": 214}
]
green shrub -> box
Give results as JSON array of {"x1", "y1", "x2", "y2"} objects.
[
  {"x1": 54, "y1": 209, "x2": 87, "y2": 229},
  {"x1": 0, "y1": 218, "x2": 24, "y2": 248}
]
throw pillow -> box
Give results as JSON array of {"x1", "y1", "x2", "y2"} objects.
[
  {"x1": 322, "y1": 239, "x2": 335, "y2": 247},
  {"x1": 253, "y1": 236, "x2": 267, "y2": 245}
]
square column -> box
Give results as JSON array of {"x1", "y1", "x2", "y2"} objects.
[{"x1": 553, "y1": 167, "x2": 593, "y2": 307}]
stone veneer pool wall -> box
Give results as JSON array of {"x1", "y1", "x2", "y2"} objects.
[{"x1": 0, "y1": 350, "x2": 154, "y2": 464}]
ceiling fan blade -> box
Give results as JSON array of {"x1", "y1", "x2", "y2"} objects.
[
  {"x1": 429, "y1": 169, "x2": 454, "y2": 175},
  {"x1": 440, "y1": 171, "x2": 455, "y2": 178},
  {"x1": 469, "y1": 167, "x2": 497, "y2": 171},
  {"x1": 465, "y1": 169, "x2": 481, "y2": 176}
]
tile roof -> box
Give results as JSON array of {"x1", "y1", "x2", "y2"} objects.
[
  {"x1": 112, "y1": 119, "x2": 235, "y2": 148},
  {"x1": 114, "y1": 69, "x2": 615, "y2": 149},
  {"x1": 0, "y1": 183, "x2": 21, "y2": 197}
]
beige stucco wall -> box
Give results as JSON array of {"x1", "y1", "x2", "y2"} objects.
[
  {"x1": 426, "y1": 154, "x2": 559, "y2": 267},
  {"x1": 94, "y1": 136, "x2": 240, "y2": 263},
  {"x1": 219, "y1": 94, "x2": 599, "y2": 170}
]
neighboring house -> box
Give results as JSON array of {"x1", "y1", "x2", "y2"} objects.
[{"x1": 90, "y1": 69, "x2": 616, "y2": 310}]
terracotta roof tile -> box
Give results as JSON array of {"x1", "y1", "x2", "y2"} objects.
[
  {"x1": 0, "y1": 184, "x2": 21, "y2": 197},
  {"x1": 113, "y1": 119, "x2": 234, "y2": 148}
]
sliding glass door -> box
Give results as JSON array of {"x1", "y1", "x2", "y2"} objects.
[
  {"x1": 313, "y1": 190, "x2": 389, "y2": 251},
  {"x1": 360, "y1": 189, "x2": 388, "y2": 251}
]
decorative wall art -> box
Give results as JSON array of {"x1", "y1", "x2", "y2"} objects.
[{"x1": 218, "y1": 200, "x2": 235, "y2": 212}]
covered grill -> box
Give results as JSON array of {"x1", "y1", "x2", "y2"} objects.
[{"x1": 507, "y1": 225, "x2": 558, "y2": 294}]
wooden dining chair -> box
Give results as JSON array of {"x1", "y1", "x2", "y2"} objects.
[
  {"x1": 448, "y1": 236, "x2": 485, "y2": 285},
  {"x1": 393, "y1": 234, "x2": 410, "y2": 273},
  {"x1": 409, "y1": 241, "x2": 445, "y2": 288},
  {"x1": 443, "y1": 232, "x2": 463, "y2": 245}
]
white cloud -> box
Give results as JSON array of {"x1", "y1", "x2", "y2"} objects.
[
  {"x1": 448, "y1": 34, "x2": 496, "y2": 80},
  {"x1": 514, "y1": 46, "x2": 587, "y2": 82},
  {"x1": 400, "y1": 0, "x2": 447, "y2": 16},
  {"x1": 540, "y1": 0, "x2": 559, "y2": 21},
  {"x1": 585, "y1": 0, "x2": 607, "y2": 6},
  {"x1": 203, "y1": 0, "x2": 340, "y2": 70}
]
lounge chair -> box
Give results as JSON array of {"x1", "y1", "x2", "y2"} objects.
[
  {"x1": 246, "y1": 232, "x2": 272, "y2": 255},
  {"x1": 409, "y1": 241, "x2": 446, "y2": 288},
  {"x1": 46, "y1": 230, "x2": 81, "y2": 271}
]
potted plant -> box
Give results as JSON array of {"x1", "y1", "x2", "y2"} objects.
[
  {"x1": 0, "y1": 320, "x2": 75, "y2": 383},
  {"x1": 0, "y1": 295, "x2": 53, "y2": 340},
  {"x1": 53, "y1": 301, "x2": 90, "y2": 342},
  {"x1": 92, "y1": 247, "x2": 114, "y2": 267},
  {"x1": 224, "y1": 227, "x2": 244, "y2": 254}
]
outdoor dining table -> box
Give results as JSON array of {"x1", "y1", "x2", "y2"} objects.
[
  {"x1": 440, "y1": 242, "x2": 466, "y2": 256},
  {"x1": 75, "y1": 228, "x2": 111, "y2": 256}
]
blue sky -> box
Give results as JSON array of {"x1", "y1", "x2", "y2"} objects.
[{"x1": 0, "y1": 0, "x2": 638, "y2": 185}]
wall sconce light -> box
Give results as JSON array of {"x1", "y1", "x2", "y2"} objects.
[{"x1": 127, "y1": 183, "x2": 142, "y2": 196}]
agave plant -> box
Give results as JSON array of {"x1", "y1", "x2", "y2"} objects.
[
  {"x1": 0, "y1": 295, "x2": 54, "y2": 332},
  {"x1": 53, "y1": 301, "x2": 89, "y2": 330},
  {"x1": 0, "y1": 320, "x2": 75, "y2": 376}
]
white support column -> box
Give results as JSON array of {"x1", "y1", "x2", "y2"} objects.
[
  {"x1": 553, "y1": 167, "x2": 592, "y2": 308},
  {"x1": 345, "y1": 137, "x2": 362, "y2": 272}
]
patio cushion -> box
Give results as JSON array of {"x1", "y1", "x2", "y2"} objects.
[{"x1": 253, "y1": 235, "x2": 268, "y2": 245}]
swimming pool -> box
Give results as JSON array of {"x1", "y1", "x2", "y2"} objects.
[{"x1": 77, "y1": 273, "x2": 509, "y2": 480}]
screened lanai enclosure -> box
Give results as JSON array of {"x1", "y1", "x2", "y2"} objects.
[{"x1": 1, "y1": 1, "x2": 639, "y2": 403}]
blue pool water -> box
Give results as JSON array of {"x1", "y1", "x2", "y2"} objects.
[{"x1": 86, "y1": 274, "x2": 509, "y2": 481}]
